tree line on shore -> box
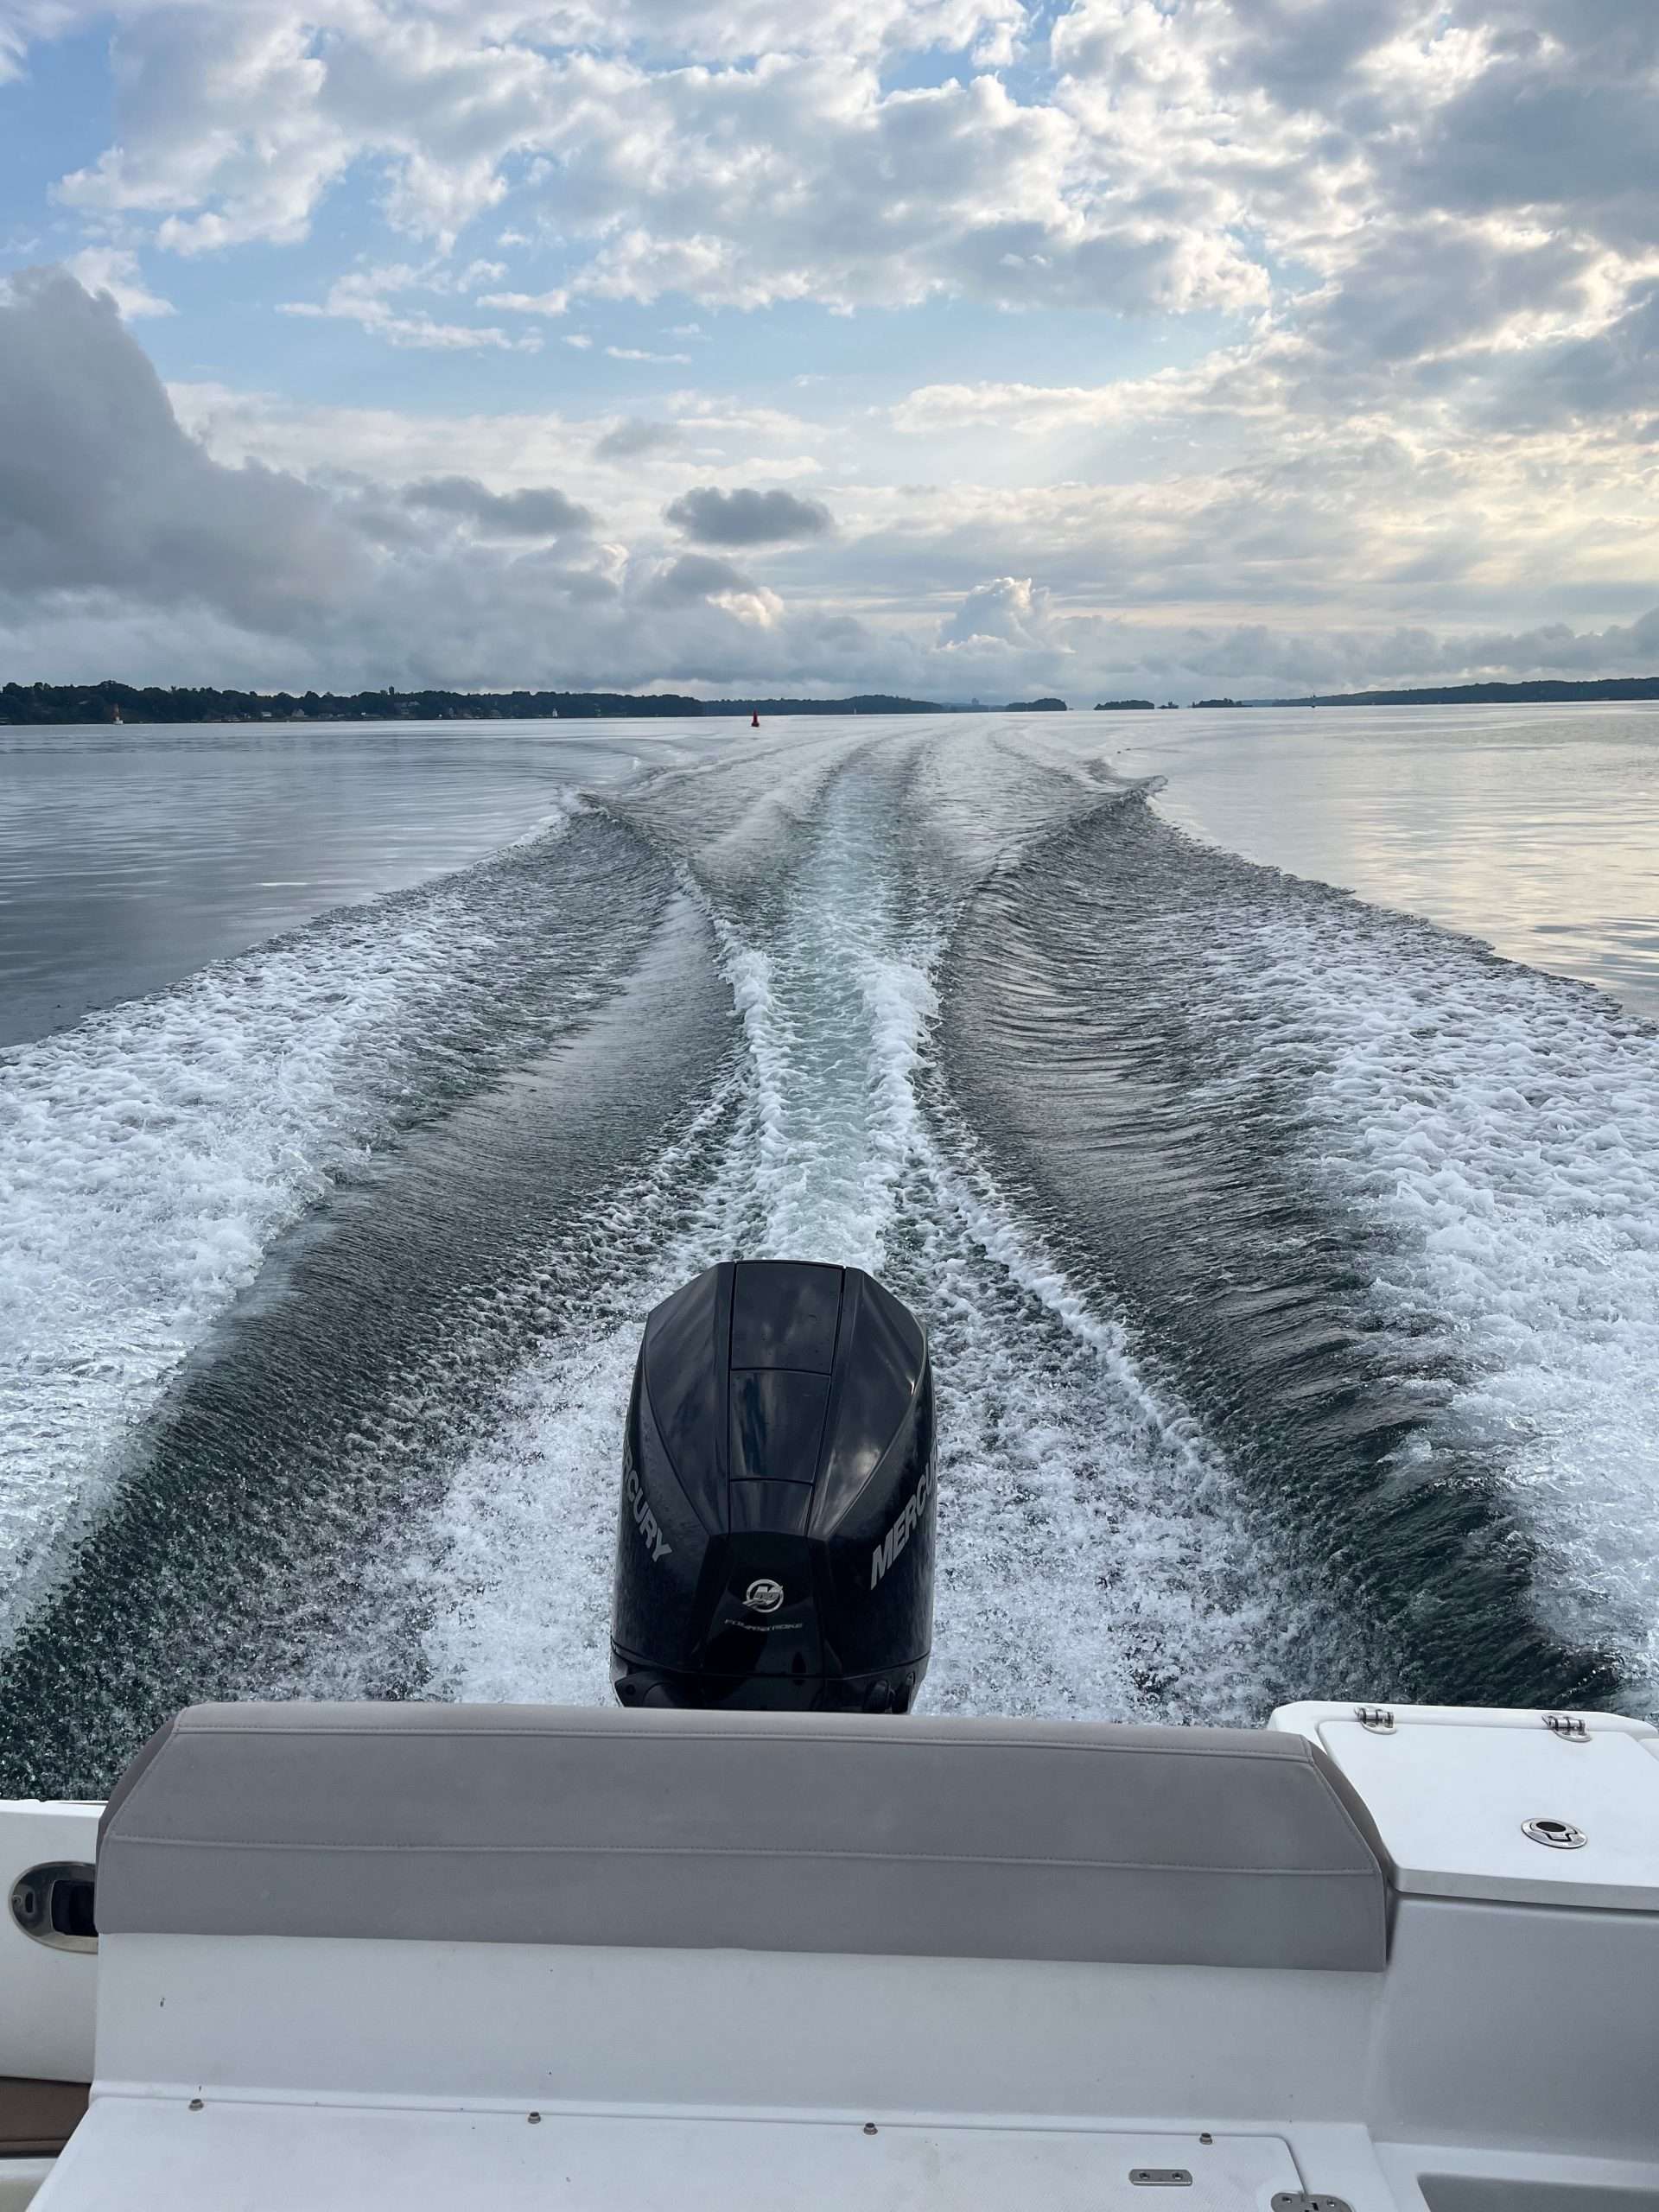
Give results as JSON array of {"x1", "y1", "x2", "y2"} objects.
[
  {"x1": 0, "y1": 681, "x2": 969, "y2": 726},
  {"x1": 11, "y1": 674, "x2": 1650, "y2": 727},
  {"x1": 1098, "y1": 678, "x2": 1659, "y2": 710}
]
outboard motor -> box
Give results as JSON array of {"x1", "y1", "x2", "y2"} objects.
[{"x1": 611, "y1": 1259, "x2": 935, "y2": 1713}]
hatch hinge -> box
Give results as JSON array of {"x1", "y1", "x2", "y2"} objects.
[
  {"x1": 1541, "y1": 1713, "x2": 1589, "y2": 1740},
  {"x1": 1272, "y1": 2196, "x2": 1355, "y2": 2212},
  {"x1": 1354, "y1": 1706, "x2": 1394, "y2": 1733}
]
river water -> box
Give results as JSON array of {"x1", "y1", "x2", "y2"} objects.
[{"x1": 2, "y1": 706, "x2": 1656, "y2": 1792}]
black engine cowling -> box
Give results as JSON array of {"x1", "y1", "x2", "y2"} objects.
[{"x1": 610, "y1": 1259, "x2": 935, "y2": 1713}]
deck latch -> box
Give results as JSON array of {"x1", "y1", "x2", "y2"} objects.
[
  {"x1": 1522, "y1": 1815, "x2": 1587, "y2": 1850},
  {"x1": 10, "y1": 1862, "x2": 98, "y2": 1954}
]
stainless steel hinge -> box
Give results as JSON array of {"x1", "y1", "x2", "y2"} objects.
[
  {"x1": 1541, "y1": 1713, "x2": 1589, "y2": 1739},
  {"x1": 1272, "y1": 2196, "x2": 1355, "y2": 2212},
  {"x1": 1354, "y1": 1705, "x2": 1394, "y2": 1732}
]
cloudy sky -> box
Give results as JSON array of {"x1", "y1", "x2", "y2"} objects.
[{"x1": 1, "y1": 0, "x2": 1656, "y2": 701}]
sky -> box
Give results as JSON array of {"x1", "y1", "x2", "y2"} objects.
[{"x1": 0, "y1": 0, "x2": 1656, "y2": 702}]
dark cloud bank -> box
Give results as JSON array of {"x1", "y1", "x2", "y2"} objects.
[
  {"x1": 664, "y1": 486, "x2": 835, "y2": 546},
  {"x1": 2, "y1": 265, "x2": 1657, "y2": 701}
]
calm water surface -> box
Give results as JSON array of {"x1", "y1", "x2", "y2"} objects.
[
  {"x1": 1113, "y1": 703, "x2": 1659, "y2": 1020},
  {"x1": 0, "y1": 719, "x2": 683, "y2": 1046}
]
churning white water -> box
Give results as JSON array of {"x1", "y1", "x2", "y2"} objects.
[
  {"x1": 3, "y1": 709, "x2": 1658, "y2": 1791},
  {"x1": 416, "y1": 747, "x2": 1308, "y2": 1725}
]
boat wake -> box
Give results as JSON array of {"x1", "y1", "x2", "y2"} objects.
[
  {"x1": 947, "y1": 797, "x2": 1658, "y2": 1708},
  {"x1": 2, "y1": 717, "x2": 1655, "y2": 1792},
  {"x1": 415, "y1": 740, "x2": 1312, "y2": 1729}
]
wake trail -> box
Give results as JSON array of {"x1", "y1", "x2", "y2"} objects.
[
  {"x1": 417, "y1": 737, "x2": 1325, "y2": 1724},
  {"x1": 0, "y1": 803, "x2": 644, "y2": 1628},
  {"x1": 947, "y1": 793, "x2": 1658, "y2": 1710},
  {"x1": 16, "y1": 714, "x2": 1630, "y2": 1785}
]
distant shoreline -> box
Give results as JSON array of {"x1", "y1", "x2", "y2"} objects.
[
  {"x1": 1255, "y1": 676, "x2": 1659, "y2": 709},
  {"x1": 7, "y1": 676, "x2": 1657, "y2": 726},
  {"x1": 1, "y1": 683, "x2": 981, "y2": 727}
]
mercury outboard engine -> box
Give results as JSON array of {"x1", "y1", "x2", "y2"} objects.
[{"x1": 611, "y1": 1259, "x2": 935, "y2": 1713}]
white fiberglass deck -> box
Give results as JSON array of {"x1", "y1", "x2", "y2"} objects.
[
  {"x1": 6, "y1": 1701, "x2": 1659, "y2": 2212},
  {"x1": 52, "y1": 2106, "x2": 1310, "y2": 2212}
]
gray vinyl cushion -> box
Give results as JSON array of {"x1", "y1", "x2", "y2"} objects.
[{"x1": 96, "y1": 1704, "x2": 1388, "y2": 1971}]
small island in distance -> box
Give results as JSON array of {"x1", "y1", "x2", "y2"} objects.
[{"x1": 1094, "y1": 699, "x2": 1155, "y2": 711}]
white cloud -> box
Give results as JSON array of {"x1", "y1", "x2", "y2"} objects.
[
  {"x1": 7, "y1": 4, "x2": 1659, "y2": 692},
  {"x1": 30, "y1": 6, "x2": 1257, "y2": 315},
  {"x1": 5, "y1": 258, "x2": 1652, "y2": 703},
  {"x1": 891, "y1": 378, "x2": 1139, "y2": 435},
  {"x1": 938, "y1": 575, "x2": 1061, "y2": 652},
  {"x1": 643, "y1": 551, "x2": 783, "y2": 626},
  {"x1": 59, "y1": 10, "x2": 350, "y2": 255},
  {"x1": 3, "y1": 0, "x2": 1647, "y2": 350},
  {"x1": 594, "y1": 417, "x2": 683, "y2": 461},
  {"x1": 474, "y1": 287, "x2": 569, "y2": 315},
  {"x1": 63, "y1": 245, "x2": 173, "y2": 317},
  {"x1": 29, "y1": 0, "x2": 1657, "y2": 346},
  {"x1": 162, "y1": 380, "x2": 827, "y2": 506},
  {"x1": 279, "y1": 264, "x2": 543, "y2": 351}
]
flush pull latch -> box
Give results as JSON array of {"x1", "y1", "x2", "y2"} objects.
[
  {"x1": 1522, "y1": 1815, "x2": 1587, "y2": 1850},
  {"x1": 10, "y1": 1862, "x2": 97, "y2": 1953}
]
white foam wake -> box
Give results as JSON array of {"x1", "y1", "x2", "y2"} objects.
[
  {"x1": 0, "y1": 809, "x2": 578, "y2": 1628},
  {"x1": 417, "y1": 761, "x2": 1315, "y2": 1723},
  {"x1": 1198, "y1": 890, "x2": 1659, "y2": 1698}
]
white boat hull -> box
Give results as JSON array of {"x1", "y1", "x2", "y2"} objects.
[{"x1": 5, "y1": 1700, "x2": 1657, "y2": 2211}]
